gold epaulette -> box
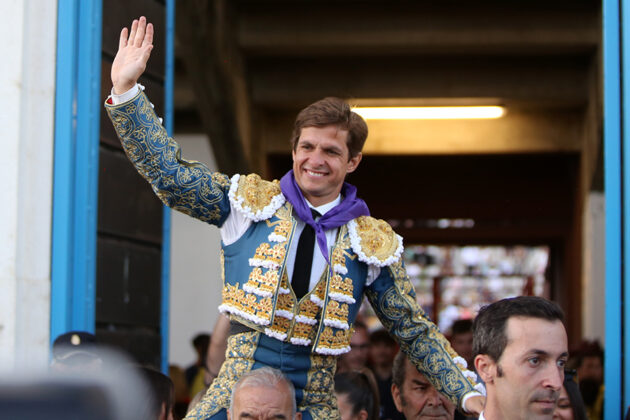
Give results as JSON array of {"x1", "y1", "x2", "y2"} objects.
[
  {"x1": 228, "y1": 174, "x2": 286, "y2": 221},
  {"x1": 348, "y1": 216, "x2": 404, "y2": 267}
]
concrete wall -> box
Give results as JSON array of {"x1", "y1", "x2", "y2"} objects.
[
  {"x1": 583, "y1": 191, "x2": 605, "y2": 343},
  {"x1": 168, "y1": 134, "x2": 223, "y2": 368},
  {"x1": 0, "y1": 0, "x2": 56, "y2": 370}
]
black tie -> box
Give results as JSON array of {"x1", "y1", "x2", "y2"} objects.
[{"x1": 292, "y1": 209, "x2": 321, "y2": 300}]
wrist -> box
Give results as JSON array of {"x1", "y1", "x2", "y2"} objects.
[{"x1": 112, "y1": 81, "x2": 136, "y2": 95}]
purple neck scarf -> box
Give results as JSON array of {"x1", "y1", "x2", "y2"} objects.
[{"x1": 280, "y1": 170, "x2": 370, "y2": 263}]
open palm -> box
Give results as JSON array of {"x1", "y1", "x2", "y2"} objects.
[{"x1": 111, "y1": 16, "x2": 154, "y2": 94}]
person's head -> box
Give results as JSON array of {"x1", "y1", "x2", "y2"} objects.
[
  {"x1": 368, "y1": 329, "x2": 397, "y2": 370},
  {"x1": 228, "y1": 367, "x2": 301, "y2": 420},
  {"x1": 192, "y1": 333, "x2": 210, "y2": 364},
  {"x1": 571, "y1": 341, "x2": 603, "y2": 384},
  {"x1": 449, "y1": 319, "x2": 474, "y2": 367},
  {"x1": 553, "y1": 370, "x2": 588, "y2": 420},
  {"x1": 390, "y1": 352, "x2": 455, "y2": 420},
  {"x1": 51, "y1": 331, "x2": 103, "y2": 373},
  {"x1": 334, "y1": 370, "x2": 380, "y2": 420},
  {"x1": 473, "y1": 296, "x2": 568, "y2": 420},
  {"x1": 338, "y1": 322, "x2": 370, "y2": 372},
  {"x1": 138, "y1": 366, "x2": 175, "y2": 420},
  {"x1": 290, "y1": 97, "x2": 367, "y2": 206}
]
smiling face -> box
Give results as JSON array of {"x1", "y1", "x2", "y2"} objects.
[
  {"x1": 477, "y1": 317, "x2": 569, "y2": 420},
  {"x1": 292, "y1": 125, "x2": 362, "y2": 207}
]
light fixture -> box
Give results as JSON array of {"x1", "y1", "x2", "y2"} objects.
[{"x1": 352, "y1": 106, "x2": 505, "y2": 120}]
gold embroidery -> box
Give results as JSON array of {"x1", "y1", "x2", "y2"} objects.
[
  {"x1": 330, "y1": 274, "x2": 354, "y2": 299},
  {"x1": 184, "y1": 332, "x2": 259, "y2": 419},
  {"x1": 237, "y1": 174, "x2": 282, "y2": 213},
  {"x1": 354, "y1": 216, "x2": 400, "y2": 263},
  {"x1": 324, "y1": 300, "x2": 349, "y2": 329},
  {"x1": 277, "y1": 293, "x2": 295, "y2": 312},
  {"x1": 300, "y1": 354, "x2": 339, "y2": 419},
  {"x1": 317, "y1": 327, "x2": 351, "y2": 351},
  {"x1": 298, "y1": 299, "x2": 320, "y2": 320}
]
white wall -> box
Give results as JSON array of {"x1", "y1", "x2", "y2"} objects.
[
  {"x1": 0, "y1": 0, "x2": 56, "y2": 370},
  {"x1": 583, "y1": 191, "x2": 605, "y2": 343},
  {"x1": 168, "y1": 134, "x2": 224, "y2": 368}
]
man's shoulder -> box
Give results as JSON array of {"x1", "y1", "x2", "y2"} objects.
[
  {"x1": 229, "y1": 173, "x2": 285, "y2": 222},
  {"x1": 348, "y1": 216, "x2": 403, "y2": 267}
]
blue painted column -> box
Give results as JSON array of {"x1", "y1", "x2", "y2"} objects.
[
  {"x1": 161, "y1": 0, "x2": 176, "y2": 374},
  {"x1": 604, "y1": 0, "x2": 628, "y2": 417},
  {"x1": 51, "y1": 0, "x2": 103, "y2": 341}
]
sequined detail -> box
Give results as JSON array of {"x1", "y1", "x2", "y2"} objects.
[
  {"x1": 314, "y1": 327, "x2": 351, "y2": 355},
  {"x1": 229, "y1": 174, "x2": 285, "y2": 221},
  {"x1": 184, "y1": 332, "x2": 259, "y2": 419},
  {"x1": 328, "y1": 273, "x2": 355, "y2": 304},
  {"x1": 323, "y1": 300, "x2": 350, "y2": 330},
  {"x1": 348, "y1": 216, "x2": 403, "y2": 267},
  {"x1": 219, "y1": 283, "x2": 272, "y2": 326},
  {"x1": 300, "y1": 354, "x2": 339, "y2": 419}
]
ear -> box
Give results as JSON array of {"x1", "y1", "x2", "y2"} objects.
[
  {"x1": 347, "y1": 152, "x2": 362, "y2": 173},
  {"x1": 357, "y1": 409, "x2": 369, "y2": 420},
  {"x1": 158, "y1": 402, "x2": 167, "y2": 420},
  {"x1": 391, "y1": 383, "x2": 404, "y2": 412},
  {"x1": 294, "y1": 412, "x2": 302, "y2": 420},
  {"x1": 474, "y1": 354, "x2": 496, "y2": 384},
  {"x1": 226, "y1": 408, "x2": 231, "y2": 420}
]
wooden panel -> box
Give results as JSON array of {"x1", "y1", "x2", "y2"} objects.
[
  {"x1": 95, "y1": 328, "x2": 162, "y2": 369},
  {"x1": 101, "y1": 0, "x2": 165, "y2": 79},
  {"x1": 96, "y1": 238, "x2": 161, "y2": 328},
  {"x1": 98, "y1": 147, "x2": 163, "y2": 243},
  {"x1": 100, "y1": 59, "x2": 165, "y2": 149}
]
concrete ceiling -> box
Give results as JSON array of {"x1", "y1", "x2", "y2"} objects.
[{"x1": 174, "y1": 0, "x2": 601, "y2": 175}]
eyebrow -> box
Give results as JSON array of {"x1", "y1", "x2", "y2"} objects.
[
  {"x1": 528, "y1": 349, "x2": 569, "y2": 358},
  {"x1": 411, "y1": 378, "x2": 431, "y2": 386},
  {"x1": 238, "y1": 413, "x2": 287, "y2": 420}
]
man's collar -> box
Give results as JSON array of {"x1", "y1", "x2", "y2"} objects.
[{"x1": 307, "y1": 195, "x2": 341, "y2": 216}]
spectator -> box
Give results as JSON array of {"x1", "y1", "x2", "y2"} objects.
[
  {"x1": 335, "y1": 369, "x2": 380, "y2": 420},
  {"x1": 185, "y1": 333, "x2": 210, "y2": 387},
  {"x1": 449, "y1": 319, "x2": 474, "y2": 368},
  {"x1": 473, "y1": 296, "x2": 568, "y2": 420},
  {"x1": 228, "y1": 367, "x2": 301, "y2": 420},
  {"x1": 553, "y1": 369, "x2": 588, "y2": 420},
  {"x1": 337, "y1": 322, "x2": 370, "y2": 373},
  {"x1": 368, "y1": 329, "x2": 403, "y2": 420},
  {"x1": 138, "y1": 366, "x2": 175, "y2": 420},
  {"x1": 51, "y1": 331, "x2": 102, "y2": 374},
  {"x1": 391, "y1": 351, "x2": 455, "y2": 419}
]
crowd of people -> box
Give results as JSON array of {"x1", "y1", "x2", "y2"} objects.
[{"x1": 49, "y1": 295, "x2": 602, "y2": 420}]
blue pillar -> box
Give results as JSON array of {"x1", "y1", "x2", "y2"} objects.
[
  {"x1": 161, "y1": 0, "x2": 176, "y2": 374},
  {"x1": 604, "y1": 0, "x2": 628, "y2": 417},
  {"x1": 51, "y1": 0, "x2": 103, "y2": 341}
]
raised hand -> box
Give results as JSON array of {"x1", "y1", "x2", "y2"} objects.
[{"x1": 111, "y1": 16, "x2": 154, "y2": 94}]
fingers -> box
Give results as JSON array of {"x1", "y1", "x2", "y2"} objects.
[
  {"x1": 128, "y1": 19, "x2": 138, "y2": 46},
  {"x1": 142, "y1": 22, "x2": 154, "y2": 48},
  {"x1": 134, "y1": 16, "x2": 147, "y2": 47},
  {"x1": 118, "y1": 27, "x2": 128, "y2": 50}
]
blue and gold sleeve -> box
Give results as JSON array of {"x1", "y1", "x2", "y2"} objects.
[
  {"x1": 105, "y1": 90, "x2": 232, "y2": 226},
  {"x1": 365, "y1": 261, "x2": 478, "y2": 409}
]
